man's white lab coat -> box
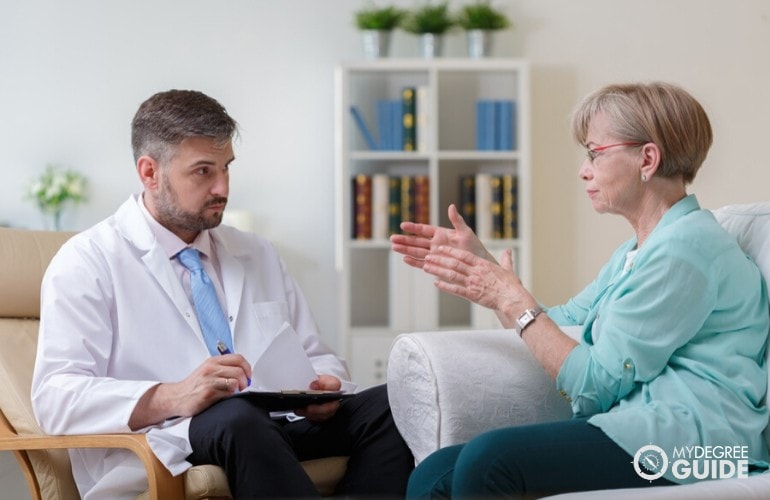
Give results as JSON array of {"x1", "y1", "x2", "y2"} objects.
[{"x1": 31, "y1": 195, "x2": 351, "y2": 499}]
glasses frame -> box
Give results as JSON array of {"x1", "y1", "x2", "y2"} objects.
[{"x1": 585, "y1": 142, "x2": 645, "y2": 163}]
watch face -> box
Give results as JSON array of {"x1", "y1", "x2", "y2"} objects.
[{"x1": 515, "y1": 307, "x2": 542, "y2": 335}]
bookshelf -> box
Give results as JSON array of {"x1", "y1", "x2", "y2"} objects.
[{"x1": 334, "y1": 59, "x2": 531, "y2": 388}]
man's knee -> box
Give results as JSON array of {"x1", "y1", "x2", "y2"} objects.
[{"x1": 191, "y1": 397, "x2": 278, "y2": 445}]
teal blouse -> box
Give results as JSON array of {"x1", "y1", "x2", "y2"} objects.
[{"x1": 549, "y1": 195, "x2": 770, "y2": 483}]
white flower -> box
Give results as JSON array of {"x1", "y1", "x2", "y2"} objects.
[{"x1": 26, "y1": 165, "x2": 88, "y2": 214}]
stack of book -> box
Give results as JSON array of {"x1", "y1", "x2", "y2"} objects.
[
  {"x1": 475, "y1": 99, "x2": 517, "y2": 151},
  {"x1": 350, "y1": 85, "x2": 429, "y2": 152},
  {"x1": 352, "y1": 174, "x2": 430, "y2": 240},
  {"x1": 458, "y1": 173, "x2": 518, "y2": 240}
]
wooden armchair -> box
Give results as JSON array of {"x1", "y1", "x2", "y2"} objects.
[{"x1": 0, "y1": 228, "x2": 347, "y2": 499}]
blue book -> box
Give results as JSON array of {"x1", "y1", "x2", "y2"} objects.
[
  {"x1": 350, "y1": 105, "x2": 379, "y2": 150},
  {"x1": 475, "y1": 100, "x2": 486, "y2": 150},
  {"x1": 476, "y1": 100, "x2": 496, "y2": 151},
  {"x1": 391, "y1": 100, "x2": 403, "y2": 152},
  {"x1": 376, "y1": 100, "x2": 392, "y2": 151},
  {"x1": 496, "y1": 100, "x2": 516, "y2": 151}
]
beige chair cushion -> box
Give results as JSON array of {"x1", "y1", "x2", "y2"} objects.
[
  {"x1": 0, "y1": 229, "x2": 82, "y2": 499},
  {"x1": 136, "y1": 456, "x2": 349, "y2": 500}
]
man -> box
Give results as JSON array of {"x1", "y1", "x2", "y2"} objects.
[{"x1": 31, "y1": 89, "x2": 413, "y2": 498}]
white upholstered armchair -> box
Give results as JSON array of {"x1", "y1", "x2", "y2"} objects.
[{"x1": 387, "y1": 202, "x2": 770, "y2": 499}]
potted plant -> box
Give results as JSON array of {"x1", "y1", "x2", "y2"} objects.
[
  {"x1": 26, "y1": 164, "x2": 87, "y2": 230},
  {"x1": 456, "y1": 1, "x2": 512, "y2": 58},
  {"x1": 400, "y1": 2, "x2": 455, "y2": 58},
  {"x1": 354, "y1": 4, "x2": 405, "y2": 58}
]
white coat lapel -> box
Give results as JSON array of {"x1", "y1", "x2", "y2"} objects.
[
  {"x1": 212, "y1": 232, "x2": 245, "y2": 348},
  {"x1": 114, "y1": 196, "x2": 206, "y2": 341}
]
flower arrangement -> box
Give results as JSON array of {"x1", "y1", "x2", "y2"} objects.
[
  {"x1": 456, "y1": 1, "x2": 511, "y2": 31},
  {"x1": 27, "y1": 165, "x2": 87, "y2": 230}
]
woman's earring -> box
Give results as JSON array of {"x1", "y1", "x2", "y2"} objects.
[{"x1": 641, "y1": 174, "x2": 647, "y2": 182}]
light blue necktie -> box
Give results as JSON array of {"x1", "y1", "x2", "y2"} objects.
[{"x1": 177, "y1": 247, "x2": 234, "y2": 356}]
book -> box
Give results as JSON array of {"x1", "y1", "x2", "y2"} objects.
[
  {"x1": 496, "y1": 100, "x2": 516, "y2": 151},
  {"x1": 502, "y1": 174, "x2": 518, "y2": 239},
  {"x1": 402, "y1": 87, "x2": 416, "y2": 151},
  {"x1": 371, "y1": 174, "x2": 391, "y2": 240},
  {"x1": 475, "y1": 100, "x2": 487, "y2": 151},
  {"x1": 475, "y1": 173, "x2": 493, "y2": 239},
  {"x1": 416, "y1": 85, "x2": 430, "y2": 152},
  {"x1": 349, "y1": 105, "x2": 378, "y2": 150},
  {"x1": 458, "y1": 174, "x2": 477, "y2": 232},
  {"x1": 491, "y1": 175, "x2": 503, "y2": 239},
  {"x1": 414, "y1": 175, "x2": 430, "y2": 225},
  {"x1": 391, "y1": 100, "x2": 403, "y2": 152},
  {"x1": 376, "y1": 99, "x2": 392, "y2": 150},
  {"x1": 353, "y1": 174, "x2": 372, "y2": 239},
  {"x1": 388, "y1": 176, "x2": 402, "y2": 235},
  {"x1": 475, "y1": 100, "x2": 497, "y2": 151},
  {"x1": 400, "y1": 175, "x2": 415, "y2": 224}
]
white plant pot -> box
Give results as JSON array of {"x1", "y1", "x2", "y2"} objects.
[
  {"x1": 467, "y1": 29, "x2": 492, "y2": 58},
  {"x1": 362, "y1": 30, "x2": 391, "y2": 59},
  {"x1": 420, "y1": 33, "x2": 443, "y2": 59}
]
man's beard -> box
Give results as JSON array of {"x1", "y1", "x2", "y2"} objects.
[{"x1": 153, "y1": 180, "x2": 226, "y2": 234}]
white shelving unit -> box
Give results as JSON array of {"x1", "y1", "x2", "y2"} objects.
[{"x1": 334, "y1": 59, "x2": 531, "y2": 388}]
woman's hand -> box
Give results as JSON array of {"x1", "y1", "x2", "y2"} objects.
[
  {"x1": 390, "y1": 204, "x2": 494, "y2": 270},
  {"x1": 423, "y1": 245, "x2": 535, "y2": 317}
]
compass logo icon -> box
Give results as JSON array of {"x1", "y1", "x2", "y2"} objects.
[{"x1": 633, "y1": 444, "x2": 669, "y2": 481}]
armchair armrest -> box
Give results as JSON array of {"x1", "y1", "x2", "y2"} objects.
[
  {"x1": 0, "y1": 410, "x2": 182, "y2": 500},
  {"x1": 387, "y1": 328, "x2": 579, "y2": 463}
]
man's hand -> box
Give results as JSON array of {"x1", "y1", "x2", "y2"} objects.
[
  {"x1": 128, "y1": 354, "x2": 252, "y2": 430},
  {"x1": 293, "y1": 375, "x2": 342, "y2": 422}
]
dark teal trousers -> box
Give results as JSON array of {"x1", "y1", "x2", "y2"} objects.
[{"x1": 407, "y1": 417, "x2": 675, "y2": 499}]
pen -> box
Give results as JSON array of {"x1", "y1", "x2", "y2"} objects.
[
  {"x1": 217, "y1": 341, "x2": 251, "y2": 386},
  {"x1": 216, "y1": 341, "x2": 231, "y2": 355}
]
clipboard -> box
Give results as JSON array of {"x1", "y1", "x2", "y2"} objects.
[{"x1": 236, "y1": 390, "x2": 355, "y2": 412}]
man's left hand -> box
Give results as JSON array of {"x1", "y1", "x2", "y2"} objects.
[{"x1": 293, "y1": 375, "x2": 342, "y2": 422}]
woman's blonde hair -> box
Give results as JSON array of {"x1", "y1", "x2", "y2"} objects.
[{"x1": 571, "y1": 82, "x2": 712, "y2": 184}]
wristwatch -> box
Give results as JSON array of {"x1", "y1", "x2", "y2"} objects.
[{"x1": 514, "y1": 306, "x2": 543, "y2": 337}]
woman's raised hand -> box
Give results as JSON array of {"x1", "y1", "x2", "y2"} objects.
[{"x1": 390, "y1": 204, "x2": 495, "y2": 269}]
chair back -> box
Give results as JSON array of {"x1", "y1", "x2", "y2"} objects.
[
  {"x1": 712, "y1": 202, "x2": 770, "y2": 450},
  {"x1": 0, "y1": 228, "x2": 79, "y2": 500}
]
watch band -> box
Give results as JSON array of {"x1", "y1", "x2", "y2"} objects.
[{"x1": 514, "y1": 306, "x2": 543, "y2": 337}]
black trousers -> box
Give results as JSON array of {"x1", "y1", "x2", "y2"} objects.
[{"x1": 188, "y1": 384, "x2": 414, "y2": 498}]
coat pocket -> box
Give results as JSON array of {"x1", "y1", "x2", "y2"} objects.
[{"x1": 251, "y1": 301, "x2": 290, "y2": 338}]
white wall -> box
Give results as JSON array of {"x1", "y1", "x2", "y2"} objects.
[
  {"x1": 2, "y1": 0, "x2": 769, "y2": 493},
  {"x1": 2, "y1": 0, "x2": 769, "y2": 354}
]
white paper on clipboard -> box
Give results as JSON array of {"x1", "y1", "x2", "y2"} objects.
[{"x1": 246, "y1": 321, "x2": 317, "y2": 392}]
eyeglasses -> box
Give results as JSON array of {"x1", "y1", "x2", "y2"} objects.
[{"x1": 585, "y1": 142, "x2": 645, "y2": 163}]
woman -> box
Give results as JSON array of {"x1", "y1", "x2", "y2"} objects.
[{"x1": 390, "y1": 82, "x2": 770, "y2": 497}]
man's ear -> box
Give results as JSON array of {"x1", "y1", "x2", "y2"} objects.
[
  {"x1": 640, "y1": 142, "x2": 661, "y2": 180},
  {"x1": 137, "y1": 156, "x2": 160, "y2": 189}
]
